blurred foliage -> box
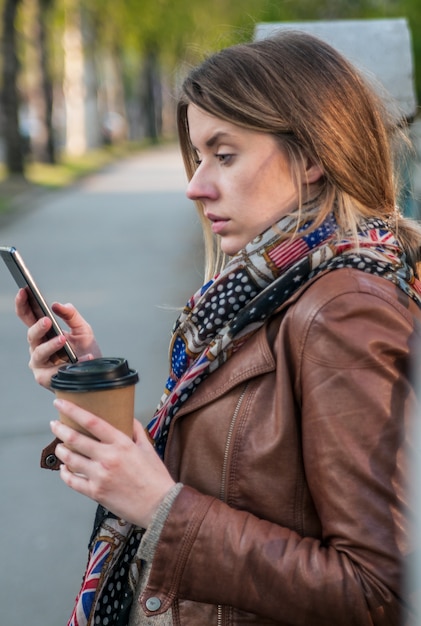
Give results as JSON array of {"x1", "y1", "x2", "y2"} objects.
[
  {"x1": 0, "y1": 0, "x2": 420, "y2": 177},
  {"x1": 0, "y1": 0, "x2": 419, "y2": 85},
  {"x1": 74, "y1": 0, "x2": 421, "y2": 106}
]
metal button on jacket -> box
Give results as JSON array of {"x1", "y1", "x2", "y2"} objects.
[
  {"x1": 45, "y1": 454, "x2": 58, "y2": 468},
  {"x1": 145, "y1": 597, "x2": 161, "y2": 611}
]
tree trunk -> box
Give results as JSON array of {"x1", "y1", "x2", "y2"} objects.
[
  {"x1": 38, "y1": 0, "x2": 56, "y2": 163},
  {"x1": 62, "y1": 2, "x2": 101, "y2": 156},
  {"x1": 141, "y1": 45, "x2": 162, "y2": 142},
  {"x1": 62, "y1": 3, "x2": 86, "y2": 155},
  {"x1": 2, "y1": 0, "x2": 25, "y2": 176},
  {"x1": 100, "y1": 43, "x2": 128, "y2": 144}
]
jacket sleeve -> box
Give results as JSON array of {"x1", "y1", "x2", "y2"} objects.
[{"x1": 139, "y1": 274, "x2": 420, "y2": 625}]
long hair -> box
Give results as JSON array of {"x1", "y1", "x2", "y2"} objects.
[{"x1": 177, "y1": 31, "x2": 421, "y2": 280}]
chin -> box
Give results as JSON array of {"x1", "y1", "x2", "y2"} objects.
[
  {"x1": 220, "y1": 239, "x2": 244, "y2": 257},
  {"x1": 222, "y1": 246, "x2": 240, "y2": 257}
]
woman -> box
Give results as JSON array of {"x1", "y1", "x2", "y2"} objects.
[{"x1": 16, "y1": 31, "x2": 421, "y2": 625}]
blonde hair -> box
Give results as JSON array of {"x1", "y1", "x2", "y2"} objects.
[{"x1": 177, "y1": 31, "x2": 421, "y2": 280}]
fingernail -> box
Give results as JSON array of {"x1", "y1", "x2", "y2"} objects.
[{"x1": 53, "y1": 399, "x2": 64, "y2": 409}]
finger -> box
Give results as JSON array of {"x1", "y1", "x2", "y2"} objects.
[
  {"x1": 50, "y1": 420, "x2": 99, "y2": 461},
  {"x1": 59, "y1": 463, "x2": 92, "y2": 496},
  {"x1": 133, "y1": 418, "x2": 146, "y2": 443},
  {"x1": 15, "y1": 288, "x2": 38, "y2": 327},
  {"x1": 55, "y1": 441, "x2": 91, "y2": 477},
  {"x1": 78, "y1": 353, "x2": 95, "y2": 363},
  {"x1": 52, "y1": 302, "x2": 91, "y2": 334},
  {"x1": 29, "y1": 330, "x2": 68, "y2": 365},
  {"x1": 27, "y1": 316, "x2": 52, "y2": 345},
  {"x1": 27, "y1": 319, "x2": 70, "y2": 371},
  {"x1": 52, "y1": 398, "x2": 126, "y2": 446}
]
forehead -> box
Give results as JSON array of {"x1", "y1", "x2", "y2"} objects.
[{"x1": 187, "y1": 104, "x2": 248, "y2": 148}]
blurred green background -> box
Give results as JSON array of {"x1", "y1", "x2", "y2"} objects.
[{"x1": 0, "y1": 0, "x2": 420, "y2": 201}]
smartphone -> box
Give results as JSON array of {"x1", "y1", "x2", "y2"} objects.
[{"x1": 0, "y1": 245, "x2": 78, "y2": 363}]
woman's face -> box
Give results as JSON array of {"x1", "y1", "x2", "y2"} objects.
[{"x1": 186, "y1": 105, "x2": 312, "y2": 256}]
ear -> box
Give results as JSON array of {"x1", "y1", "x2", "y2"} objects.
[{"x1": 305, "y1": 159, "x2": 324, "y2": 184}]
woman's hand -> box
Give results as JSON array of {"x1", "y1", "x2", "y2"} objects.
[
  {"x1": 15, "y1": 288, "x2": 101, "y2": 388},
  {"x1": 50, "y1": 399, "x2": 175, "y2": 528}
]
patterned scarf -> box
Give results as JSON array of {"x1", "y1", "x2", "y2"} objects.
[
  {"x1": 67, "y1": 211, "x2": 421, "y2": 626},
  {"x1": 147, "y1": 211, "x2": 421, "y2": 456}
]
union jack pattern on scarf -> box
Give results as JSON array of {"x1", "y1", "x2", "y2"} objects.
[
  {"x1": 68, "y1": 540, "x2": 111, "y2": 626},
  {"x1": 67, "y1": 517, "x2": 138, "y2": 626},
  {"x1": 336, "y1": 222, "x2": 400, "y2": 260}
]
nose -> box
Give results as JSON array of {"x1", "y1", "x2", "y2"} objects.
[{"x1": 186, "y1": 164, "x2": 217, "y2": 201}]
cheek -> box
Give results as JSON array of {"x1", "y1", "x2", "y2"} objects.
[
  {"x1": 247, "y1": 176, "x2": 279, "y2": 210},
  {"x1": 237, "y1": 175, "x2": 269, "y2": 207}
]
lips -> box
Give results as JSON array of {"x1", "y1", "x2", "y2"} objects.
[{"x1": 206, "y1": 212, "x2": 229, "y2": 234}]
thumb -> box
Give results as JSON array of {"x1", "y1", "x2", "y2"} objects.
[{"x1": 52, "y1": 302, "x2": 91, "y2": 333}]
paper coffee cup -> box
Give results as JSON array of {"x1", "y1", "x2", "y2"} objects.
[{"x1": 50, "y1": 357, "x2": 139, "y2": 438}]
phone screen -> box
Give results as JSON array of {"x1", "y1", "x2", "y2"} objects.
[{"x1": 0, "y1": 246, "x2": 78, "y2": 363}]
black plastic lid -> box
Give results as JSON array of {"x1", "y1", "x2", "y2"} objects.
[{"x1": 50, "y1": 357, "x2": 139, "y2": 391}]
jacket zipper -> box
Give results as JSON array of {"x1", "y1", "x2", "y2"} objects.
[{"x1": 217, "y1": 383, "x2": 249, "y2": 626}]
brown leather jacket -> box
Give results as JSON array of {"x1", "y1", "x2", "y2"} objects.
[{"x1": 137, "y1": 268, "x2": 421, "y2": 625}]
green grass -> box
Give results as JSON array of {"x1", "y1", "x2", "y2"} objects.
[
  {"x1": 26, "y1": 141, "x2": 150, "y2": 188},
  {"x1": 0, "y1": 139, "x2": 160, "y2": 216}
]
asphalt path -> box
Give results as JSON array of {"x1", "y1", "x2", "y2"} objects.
[{"x1": 0, "y1": 144, "x2": 203, "y2": 625}]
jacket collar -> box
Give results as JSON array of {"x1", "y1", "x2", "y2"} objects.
[{"x1": 175, "y1": 319, "x2": 275, "y2": 417}]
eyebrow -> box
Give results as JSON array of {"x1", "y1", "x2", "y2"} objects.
[
  {"x1": 191, "y1": 131, "x2": 235, "y2": 152},
  {"x1": 205, "y1": 131, "x2": 232, "y2": 148}
]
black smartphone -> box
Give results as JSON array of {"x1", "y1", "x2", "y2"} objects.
[{"x1": 0, "y1": 245, "x2": 78, "y2": 363}]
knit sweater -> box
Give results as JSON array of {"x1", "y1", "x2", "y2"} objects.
[{"x1": 128, "y1": 483, "x2": 183, "y2": 625}]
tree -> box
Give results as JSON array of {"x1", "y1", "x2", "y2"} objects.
[
  {"x1": 37, "y1": 0, "x2": 56, "y2": 163},
  {"x1": 2, "y1": 0, "x2": 24, "y2": 175},
  {"x1": 2, "y1": 0, "x2": 419, "y2": 167},
  {"x1": 61, "y1": 0, "x2": 101, "y2": 155},
  {"x1": 20, "y1": 0, "x2": 57, "y2": 163},
  {"x1": 140, "y1": 41, "x2": 161, "y2": 142}
]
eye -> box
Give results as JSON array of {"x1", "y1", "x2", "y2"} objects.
[
  {"x1": 216, "y1": 153, "x2": 233, "y2": 165},
  {"x1": 193, "y1": 150, "x2": 202, "y2": 166}
]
